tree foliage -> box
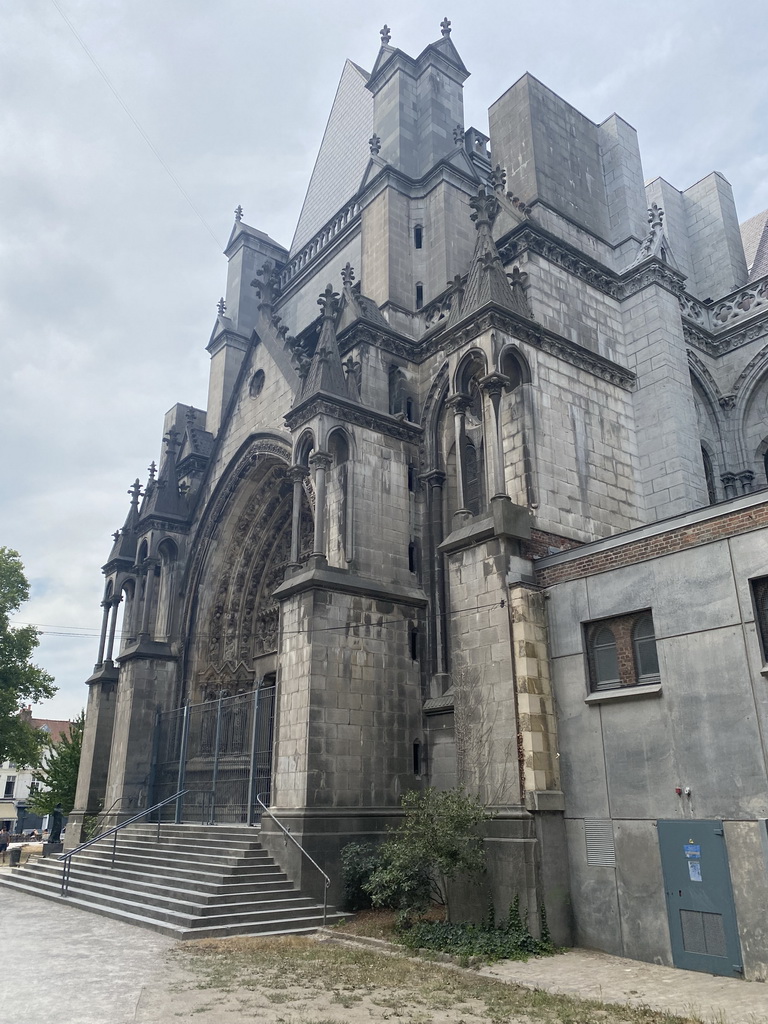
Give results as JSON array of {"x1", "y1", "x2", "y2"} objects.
[
  {"x1": 0, "y1": 547, "x2": 56, "y2": 767},
  {"x1": 28, "y1": 710, "x2": 84, "y2": 815},
  {"x1": 364, "y1": 788, "x2": 489, "y2": 925}
]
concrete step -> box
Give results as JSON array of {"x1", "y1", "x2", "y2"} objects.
[
  {"x1": 0, "y1": 822, "x2": 343, "y2": 939},
  {"x1": 29, "y1": 860, "x2": 294, "y2": 898},
  {"x1": 19, "y1": 863, "x2": 299, "y2": 906},
  {"x1": 0, "y1": 875, "x2": 341, "y2": 940},
  {"x1": 65, "y1": 849, "x2": 281, "y2": 878}
]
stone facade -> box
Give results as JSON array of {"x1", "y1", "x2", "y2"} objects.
[{"x1": 72, "y1": 23, "x2": 768, "y2": 977}]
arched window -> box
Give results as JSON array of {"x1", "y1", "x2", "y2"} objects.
[
  {"x1": 415, "y1": 283, "x2": 424, "y2": 309},
  {"x1": 591, "y1": 626, "x2": 620, "y2": 690},
  {"x1": 702, "y1": 446, "x2": 717, "y2": 504},
  {"x1": 633, "y1": 615, "x2": 660, "y2": 682}
]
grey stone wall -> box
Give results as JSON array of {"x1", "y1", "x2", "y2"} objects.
[{"x1": 545, "y1": 516, "x2": 768, "y2": 976}]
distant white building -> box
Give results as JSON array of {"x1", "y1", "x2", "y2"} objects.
[{"x1": 0, "y1": 715, "x2": 71, "y2": 833}]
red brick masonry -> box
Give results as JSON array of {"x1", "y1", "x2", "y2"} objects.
[{"x1": 535, "y1": 501, "x2": 768, "y2": 588}]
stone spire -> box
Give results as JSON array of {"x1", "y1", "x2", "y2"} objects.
[
  {"x1": 452, "y1": 187, "x2": 532, "y2": 322},
  {"x1": 105, "y1": 479, "x2": 142, "y2": 566},
  {"x1": 297, "y1": 284, "x2": 350, "y2": 403},
  {"x1": 139, "y1": 428, "x2": 187, "y2": 521}
]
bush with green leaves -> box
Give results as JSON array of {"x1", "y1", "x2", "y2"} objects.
[
  {"x1": 364, "y1": 788, "x2": 489, "y2": 925},
  {"x1": 340, "y1": 841, "x2": 384, "y2": 912}
]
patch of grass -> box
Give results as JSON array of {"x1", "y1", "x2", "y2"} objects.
[{"x1": 173, "y1": 935, "x2": 706, "y2": 1024}]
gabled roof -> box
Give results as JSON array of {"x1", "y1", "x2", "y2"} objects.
[{"x1": 290, "y1": 60, "x2": 373, "y2": 256}]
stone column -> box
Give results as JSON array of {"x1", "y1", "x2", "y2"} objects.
[
  {"x1": 447, "y1": 394, "x2": 470, "y2": 513},
  {"x1": 309, "y1": 451, "x2": 332, "y2": 565},
  {"x1": 104, "y1": 596, "x2": 122, "y2": 664},
  {"x1": 288, "y1": 464, "x2": 310, "y2": 568},
  {"x1": 95, "y1": 600, "x2": 111, "y2": 667},
  {"x1": 739, "y1": 470, "x2": 755, "y2": 494},
  {"x1": 480, "y1": 372, "x2": 509, "y2": 499}
]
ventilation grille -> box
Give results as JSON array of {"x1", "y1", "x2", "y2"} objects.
[
  {"x1": 680, "y1": 910, "x2": 726, "y2": 958},
  {"x1": 584, "y1": 818, "x2": 616, "y2": 867}
]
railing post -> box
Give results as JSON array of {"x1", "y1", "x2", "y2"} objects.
[
  {"x1": 246, "y1": 687, "x2": 261, "y2": 826},
  {"x1": 112, "y1": 828, "x2": 117, "y2": 866},
  {"x1": 175, "y1": 703, "x2": 190, "y2": 824},
  {"x1": 210, "y1": 692, "x2": 224, "y2": 824}
]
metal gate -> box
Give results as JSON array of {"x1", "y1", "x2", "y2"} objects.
[
  {"x1": 658, "y1": 819, "x2": 743, "y2": 977},
  {"x1": 151, "y1": 686, "x2": 275, "y2": 824}
]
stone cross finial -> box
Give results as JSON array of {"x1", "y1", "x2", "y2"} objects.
[
  {"x1": 317, "y1": 283, "x2": 339, "y2": 319},
  {"x1": 369, "y1": 134, "x2": 381, "y2": 156},
  {"x1": 128, "y1": 479, "x2": 143, "y2": 505},
  {"x1": 251, "y1": 259, "x2": 280, "y2": 311},
  {"x1": 112, "y1": 530, "x2": 120, "y2": 543},
  {"x1": 452, "y1": 124, "x2": 464, "y2": 146},
  {"x1": 341, "y1": 262, "x2": 355, "y2": 286},
  {"x1": 469, "y1": 187, "x2": 499, "y2": 229},
  {"x1": 217, "y1": 296, "x2": 226, "y2": 316},
  {"x1": 380, "y1": 24, "x2": 391, "y2": 45},
  {"x1": 440, "y1": 17, "x2": 452, "y2": 36},
  {"x1": 147, "y1": 461, "x2": 157, "y2": 481},
  {"x1": 648, "y1": 203, "x2": 664, "y2": 231},
  {"x1": 163, "y1": 427, "x2": 180, "y2": 453},
  {"x1": 234, "y1": 205, "x2": 243, "y2": 222}
]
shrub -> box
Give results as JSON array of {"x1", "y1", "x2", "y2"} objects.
[
  {"x1": 340, "y1": 842, "x2": 384, "y2": 912},
  {"x1": 364, "y1": 788, "x2": 489, "y2": 925}
]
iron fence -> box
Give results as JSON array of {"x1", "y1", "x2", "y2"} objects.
[{"x1": 151, "y1": 686, "x2": 275, "y2": 824}]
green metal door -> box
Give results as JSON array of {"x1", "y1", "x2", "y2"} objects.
[{"x1": 657, "y1": 820, "x2": 742, "y2": 977}]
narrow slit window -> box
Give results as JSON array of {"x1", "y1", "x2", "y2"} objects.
[
  {"x1": 414, "y1": 225, "x2": 423, "y2": 249},
  {"x1": 415, "y1": 283, "x2": 424, "y2": 309}
]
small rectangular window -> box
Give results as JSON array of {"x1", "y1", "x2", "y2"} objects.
[{"x1": 3, "y1": 776, "x2": 16, "y2": 798}]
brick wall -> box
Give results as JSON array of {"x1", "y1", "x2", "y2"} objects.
[{"x1": 536, "y1": 500, "x2": 768, "y2": 587}]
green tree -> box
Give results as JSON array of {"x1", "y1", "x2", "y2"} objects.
[
  {"x1": 0, "y1": 547, "x2": 56, "y2": 767},
  {"x1": 28, "y1": 710, "x2": 84, "y2": 815},
  {"x1": 365, "y1": 788, "x2": 489, "y2": 925}
]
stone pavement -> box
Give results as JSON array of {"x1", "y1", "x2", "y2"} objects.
[
  {"x1": 1, "y1": 883, "x2": 767, "y2": 1024},
  {"x1": 481, "y1": 948, "x2": 768, "y2": 1024}
]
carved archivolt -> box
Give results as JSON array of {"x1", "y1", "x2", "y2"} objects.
[{"x1": 181, "y1": 436, "x2": 312, "y2": 700}]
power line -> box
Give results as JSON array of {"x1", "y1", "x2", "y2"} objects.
[
  {"x1": 11, "y1": 597, "x2": 509, "y2": 642},
  {"x1": 49, "y1": 0, "x2": 224, "y2": 250}
]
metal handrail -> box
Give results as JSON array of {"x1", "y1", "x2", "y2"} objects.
[
  {"x1": 57, "y1": 790, "x2": 187, "y2": 896},
  {"x1": 256, "y1": 794, "x2": 330, "y2": 926}
]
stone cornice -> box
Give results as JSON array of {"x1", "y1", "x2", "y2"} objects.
[
  {"x1": 499, "y1": 223, "x2": 622, "y2": 299},
  {"x1": 285, "y1": 392, "x2": 423, "y2": 443},
  {"x1": 273, "y1": 564, "x2": 428, "y2": 607},
  {"x1": 424, "y1": 305, "x2": 636, "y2": 391},
  {"x1": 499, "y1": 222, "x2": 687, "y2": 302}
]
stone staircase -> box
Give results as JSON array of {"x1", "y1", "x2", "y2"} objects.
[{"x1": 0, "y1": 823, "x2": 345, "y2": 939}]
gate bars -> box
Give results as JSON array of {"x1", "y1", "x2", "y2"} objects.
[{"x1": 151, "y1": 686, "x2": 275, "y2": 825}]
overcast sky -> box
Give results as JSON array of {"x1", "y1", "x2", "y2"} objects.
[{"x1": 2, "y1": 0, "x2": 766, "y2": 721}]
